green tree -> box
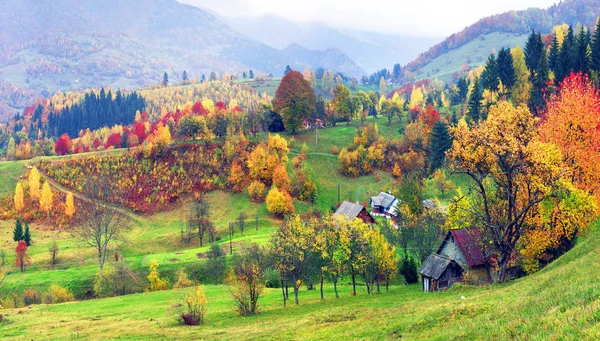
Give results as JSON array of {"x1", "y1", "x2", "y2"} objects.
[
  {"x1": 591, "y1": 19, "x2": 600, "y2": 76},
  {"x1": 497, "y1": 47, "x2": 516, "y2": 92},
  {"x1": 331, "y1": 84, "x2": 352, "y2": 124},
  {"x1": 429, "y1": 121, "x2": 452, "y2": 171},
  {"x1": 529, "y1": 51, "x2": 549, "y2": 116},
  {"x1": 557, "y1": 26, "x2": 575, "y2": 84},
  {"x1": 163, "y1": 72, "x2": 169, "y2": 87},
  {"x1": 23, "y1": 222, "x2": 31, "y2": 246},
  {"x1": 481, "y1": 53, "x2": 499, "y2": 92},
  {"x1": 511, "y1": 46, "x2": 532, "y2": 106},
  {"x1": 575, "y1": 26, "x2": 591, "y2": 75},
  {"x1": 549, "y1": 33, "x2": 560, "y2": 75},
  {"x1": 274, "y1": 71, "x2": 316, "y2": 134},
  {"x1": 13, "y1": 219, "x2": 23, "y2": 242},
  {"x1": 466, "y1": 78, "x2": 484, "y2": 125}
]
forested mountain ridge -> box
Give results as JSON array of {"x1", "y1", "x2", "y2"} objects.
[
  {"x1": 405, "y1": 0, "x2": 600, "y2": 76},
  {"x1": 0, "y1": 0, "x2": 362, "y2": 121}
]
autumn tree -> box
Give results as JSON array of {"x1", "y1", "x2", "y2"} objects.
[
  {"x1": 314, "y1": 216, "x2": 346, "y2": 298},
  {"x1": 341, "y1": 218, "x2": 371, "y2": 296},
  {"x1": 72, "y1": 177, "x2": 131, "y2": 273},
  {"x1": 274, "y1": 70, "x2": 316, "y2": 133},
  {"x1": 364, "y1": 228, "x2": 396, "y2": 292},
  {"x1": 272, "y1": 164, "x2": 291, "y2": 193},
  {"x1": 447, "y1": 102, "x2": 580, "y2": 282},
  {"x1": 29, "y1": 166, "x2": 41, "y2": 200},
  {"x1": 432, "y1": 169, "x2": 455, "y2": 198},
  {"x1": 331, "y1": 85, "x2": 352, "y2": 124},
  {"x1": 40, "y1": 181, "x2": 53, "y2": 218},
  {"x1": 228, "y1": 162, "x2": 246, "y2": 193},
  {"x1": 15, "y1": 240, "x2": 30, "y2": 273},
  {"x1": 14, "y1": 183, "x2": 24, "y2": 212},
  {"x1": 266, "y1": 186, "x2": 294, "y2": 218},
  {"x1": 147, "y1": 259, "x2": 168, "y2": 291},
  {"x1": 539, "y1": 73, "x2": 600, "y2": 201},
  {"x1": 511, "y1": 46, "x2": 532, "y2": 106},
  {"x1": 188, "y1": 196, "x2": 215, "y2": 247},
  {"x1": 65, "y1": 191, "x2": 75, "y2": 217},
  {"x1": 229, "y1": 244, "x2": 265, "y2": 315}
]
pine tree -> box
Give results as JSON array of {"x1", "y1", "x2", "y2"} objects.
[
  {"x1": 557, "y1": 26, "x2": 576, "y2": 84},
  {"x1": 23, "y1": 223, "x2": 31, "y2": 246},
  {"x1": 549, "y1": 33, "x2": 560, "y2": 76},
  {"x1": 524, "y1": 31, "x2": 544, "y2": 74},
  {"x1": 13, "y1": 219, "x2": 23, "y2": 242},
  {"x1": 466, "y1": 78, "x2": 484, "y2": 125},
  {"x1": 429, "y1": 121, "x2": 452, "y2": 171},
  {"x1": 575, "y1": 26, "x2": 591, "y2": 75},
  {"x1": 529, "y1": 52, "x2": 549, "y2": 116},
  {"x1": 284, "y1": 65, "x2": 292, "y2": 75},
  {"x1": 162, "y1": 72, "x2": 169, "y2": 87},
  {"x1": 182, "y1": 70, "x2": 188, "y2": 83},
  {"x1": 497, "y1": 47, "x2": 516, "y2": 92},
  {"x1": 481, "y1": 54, "x2": 499, "y2": 92},
  {"x1": 591, "y1": 19, "x2": 600, "y2": 75},
  {"x1": 249, "y1": 70, "x2": 254, "y2": 79}
]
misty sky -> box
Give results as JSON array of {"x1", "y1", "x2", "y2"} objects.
[{"x1": 178, "y1": 0, "x2": 558, "y2": 37}]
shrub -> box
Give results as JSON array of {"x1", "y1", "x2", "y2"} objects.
[
  {"x1": 174, "y1": 269, "x2": 193, "y2": 289},
  {"x1": 266, "y1": 187, "x2": 294, "y2": 218},
  {"x1": 177, "y1": 286, "x2": 207, "y2": 326},
  {"x1": 399, "y1": 256, "x2": 419, "y2": 284},
  {"x1": 248, "y1": 181, "x2": 266, "y2": 202},
  {"x1": 263, "y1": 267, "x2": 281, "y2": 288},
  {"x1": 228, "y1": 256, "x2": 264, "y2": 316},
  {"x1": 23, "y1": 289, "x2": 42, "y2": 306},
  {"x1": 46, "y1": 284, "x2": 75, "y2": 304},
  {"x1": 331, "y1": 146, "x2": 339, "y2": 155},
  {"x1": 148, "y1": 260, "x2": 168, "y2": 291}
]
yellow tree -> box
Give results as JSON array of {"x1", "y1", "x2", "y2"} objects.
[
  {"x1": 447, "y1": 102, "x2": 579, "y2": 282},
  {"x1": 65, "y1": 191, "x2": 75, "y2": 218},
  {"x1": 14, "y1": 183, "x2": 24, "y2": 212},
  {"x1": 40, "y1": 181, "x2": 53, "y2": 217},
  {"x1": 272, "y1": 164, "x2": 291, "y2": 193},
  {"x1": 432, "y1": 169, "x2": 455, "y2": 198},
  {"x1": 147, "y1": 259, "x2": 168, "y2": 291},
  {"x1": 266, "y1": 186, "x2": 294, "y2": 218},
  {"x1": 365, "y1": 228, "x2": 397, "y2": 292},
  {"x1": 29, "y1": 166, "x2": 41, "y2": 200},
  {"x1": 510, "y1": 46, "x2": 531, "y2": 106}
]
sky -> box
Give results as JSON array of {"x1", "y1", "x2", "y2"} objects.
[{"x1": 179, "y1": 0, "x2": 558, "y2": 37}]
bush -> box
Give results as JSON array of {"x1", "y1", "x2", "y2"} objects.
[
  {"x1": 248, "y1": 181, "x2": 266, "y2": 202},
  {"x1": 177, "y1": 286, "x2": 207, "y2": 326},
  {"x1": 266, "y1": 187, "x2": 294, "y2": 218},
  {"x1": 23, "y1": 289, "x2": 42, "y2": 306},
  {"x1": 399, "y1": 257, "x2": 419, "y2": 284},
  {"x1": 148, "y1": 260, "x2": 168, "y2": 292},
  {"x1": 263, "y1": 267, "x2": 281, "y2": 288},
  {"x1": 174, "y1": 269, "x2": 193, "y2": 289},
  {"x1": 46, "y1": 284, "x2": 75, "y2": 304}
]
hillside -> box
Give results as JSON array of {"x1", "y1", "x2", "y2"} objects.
[
  {"x1": 224, "y1": 14, "x2": 441, "y2": 74},
  {"x1": 405, "y1": 0, "x2": 600, "y2": 79},
  {"x1": 0, "y1": 0, "x2": 362, "y2": 121}
]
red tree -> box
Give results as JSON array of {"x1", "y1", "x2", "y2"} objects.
[
  {"x1": 15, "y1": 240, "x2": 30, "y2": 273},
  {"x1": 420, "y1": 104, "x2": 441, "y2": 128},
  {"x1": 55, "y1": 134, "x2": 72, "y2": 155},
  {"x1": 192, "y1": 101, "x2": 207, "y2": 115},
  {"x1": 106, "y1": 133, "x2": 123, "y2": 149}
]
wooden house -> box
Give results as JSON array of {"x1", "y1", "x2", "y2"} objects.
[
  {"x1": 369, "y1": 192, "x2": 398, "y2": 218},
  {"x1": 334, "y1": 201, "x2": 376, "y2": 225},
  {"x1": 419, "y1": 254, "x2": 464, "y2": 292}
]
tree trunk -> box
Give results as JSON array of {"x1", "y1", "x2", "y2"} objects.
[
  {"x1": 281, "y1": 280, "x2": 286, "y2": 307},
  {"x1": 376, "y1": 277, "x2": 380, "y2": 293},
  {"x1": 365, "y1": 273, "x2": 371, "y2": 295},
  {"x1": 294, "y1": 284, "x2": 299, "y2": 305},
  {"x1": 351, "y1": 266, "x2": 357, "y2": 296},
  {"x1": 334, "y1": 278, "x2": 339, "y2": 298},
  {"x1": 320, "y1": 275, "x2": 324, "y2": 301},
  {"x1": 285, "y1": 284, "x2": 289, "y2": 299},
  {"x1": 385, "y1": 275, "x2": 389, "y2": 291},
  {"x1": 498, "y1": 254, "x2": 509, "y2": 283}
]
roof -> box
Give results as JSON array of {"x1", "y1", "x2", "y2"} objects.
[
  {"x1": 370, "y1": 192, "x2": 396, "y2": 208},
  {"x1": 419, "y1": 254, "x2": 456, "y2": 280},
  {"x1": 438, "y1": 228, "x2": 487, "y2": 267},
  {"x1": 334, "y1": 201, "x2": 366, "y2": 220}
]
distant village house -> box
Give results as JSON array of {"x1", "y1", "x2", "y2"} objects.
[{"x1": 334, "y1": 201, "x2": 376, "y2": 225}]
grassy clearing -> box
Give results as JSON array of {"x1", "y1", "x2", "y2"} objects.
[{"x1": 2, "y1": 224, "x2": 600, "y2": 340}]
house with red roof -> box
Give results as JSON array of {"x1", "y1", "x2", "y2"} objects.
[{"x1": 419, "y1": 228, "x2": 490, "y2": 292}]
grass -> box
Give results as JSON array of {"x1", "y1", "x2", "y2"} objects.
[
  {"x1": 416, "y1": 32, "x2": 528, "y2": 82},
  {"x1": 2, "y1": 223, "x2": 600, "y2": 340}
]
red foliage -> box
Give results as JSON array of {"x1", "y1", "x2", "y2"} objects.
[
  {"x1": 420, "y1": 104, "x2": 441, "y2": 128},
  {"x1": 106, "y1": 133, "x2": 123, "y2": 149},
  {"x1": 215, "y1": 101, "x2": 227, "y2": 111},
  {"x1": 55, "y1": 134, "x2": 72, "y2": 155},
  {"x1": 93, "y1": 138, "x2": 102, "y2": 149},
  {"x1": 192, "y1": 101, "x2": 207, "y2": 115},
  {"x1": 132, "y1": 122, "x2": 147, "y2": 142},
  {"x1": 15, "y1": 240, "x2": 30, "y2": 272}
]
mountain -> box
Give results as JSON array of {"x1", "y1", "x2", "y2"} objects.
[
  {"x1": 404, "y1": 0, "x2": 600, "y2": 81},
  {"x1": 0, "y1": 0, "x2": 363, "y2": 121},
  {"x1": 225, "y1": 14, "x2": 441, "y2": 74}
]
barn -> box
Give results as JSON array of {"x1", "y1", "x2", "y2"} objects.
[
  {"x1": 334, "y1": 201, "x2": 376, "y2": 225},
  {"x1": 419, "y1": 254, "x2": 464, "y2": 292},
  {"x1": 437, "y1": 228, "x2": 489, "y2": 282}
]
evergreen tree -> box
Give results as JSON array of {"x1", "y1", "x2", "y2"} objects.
[
  {"x1": 524, "y1": 31, "x2": 544, "y2": 74},
  {"x1": 201, "y1": 74, "x2": 206, "y2": 83},
  {"x1": 549, "y1": 33, "x2": 560, "y2": 75},
  {"x1": 182, "y1": 70, "x2": 188, "y2": 83},
  {"x1": 557, "y1": 26, "x2": 576, "y2": 84},
  {"x1": 163, "y1": 72, "x2": 169, "y2": 86},
  {"x1": 243, "y1": 71, "x2": 247, "y2": 79},
  {"x1": 575, "y1": 26, "x2": 591, "y2": 75},
  {"x1": 249, "y1": 70, "x2": 254, "y2": 79},
  {"x1": 13, "y1": 219, "x2": 23, "y2": 242},
  {"x1": 529, "y1": 52, "x2": 549, "y2": 116},
  {"x1": 23, "y1": 223, "x2": 31, "y2": 246},
  {"x1": 456, "y1": 77, "x2": 469, "y2": 104},
  {"x1": 591, "y1": 19, "x2": 600, "y2": 75},
  {"x1": 497, "y1": 47, "x2": 516, "y2": 91},
  {"x1": 466, "y1": 78, "x2": 484, "y2": 125},
  {"x1": 429, "y1": 121, "x2": 452, "y2": 171},
  {"x1": 481, "y1": 54, "x2": 500, "y2": 92},
  {"x1": 393, "y1": 63, "x2": 402, "y2": 80}
]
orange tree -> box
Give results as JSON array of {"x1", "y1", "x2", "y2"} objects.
[
  {"x1": 274, "y1": 70, "x2": 316, "y2": 133},
  {"x1": 447, "y1": 101, "x2": 596, "y2": 281}
]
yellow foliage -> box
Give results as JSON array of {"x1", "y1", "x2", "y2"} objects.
[
  {"x1": 65, "y1": 192, "x2": 75, "y2": 218},
  {"x1": 46, "y1": 284, "x2": 75, "y2": 304},
  {"x1": 14, "y1": 183, "x2": 24, "y2": 212},
  {"x1": 147, "y1": 260, "x2": 168, "y2": 291},
  {"x1": 174, "y1": 269, "x2": 193, "y2": 288},
  {"x1": 266, "y1": 187, "x2": 294, "y2": 218},
  {"x1": 40, "y1": 181, "x2": 53, "y2": 215},
  {"x1": 29, "y1": 166, "x2": 41, "y2": 200}
]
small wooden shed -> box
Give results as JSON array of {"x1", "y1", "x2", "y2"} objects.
[
  {"x1": 334, "y1": 201, "x2": 376, "y2": 225},
  {"x1": 419, "y1": 254, "x2": 464, "y2": 292}
]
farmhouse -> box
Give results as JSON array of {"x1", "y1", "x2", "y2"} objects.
[
  {"x1": 419, "y1": 228, "x2": 490, "y2": 292},
  {"x1": 419, "y1": 254, "x2": 464, "y2": 292},
  {"x1": 369, "y1": 192, "x2": 398, "y2": 218},
  {"x1": 334, "y1": 201, "x2": 376, "y2": 225}
]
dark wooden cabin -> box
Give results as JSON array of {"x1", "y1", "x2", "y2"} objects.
[
  {"x1": 334, "y1": 201, "x2": 376, "y2": 225},
  {"x1": 419, "y1": 254, "x2": 464, "y2": 292}
]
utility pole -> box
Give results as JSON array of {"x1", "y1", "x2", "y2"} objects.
[
  {"x1": 337, "y1": 182, "x2": 341, "y2": 203},
  {"x1": 229, "y1": 222, "x2": 233, "y2": 255},
  {"x1": 256, "y1": 213, "x2": 259, "y2": 231}
]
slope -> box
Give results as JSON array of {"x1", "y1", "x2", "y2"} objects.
[{"x1": 405, "y1": 0, "x2": 600, "y2": 79}]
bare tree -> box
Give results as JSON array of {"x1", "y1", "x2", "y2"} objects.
[
  {"x1": 72, "y1": 177, "x2": 130, "y2": 274},
  {"x1": 188, "y1": 196, "x2": 214, "y2": 247}
]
